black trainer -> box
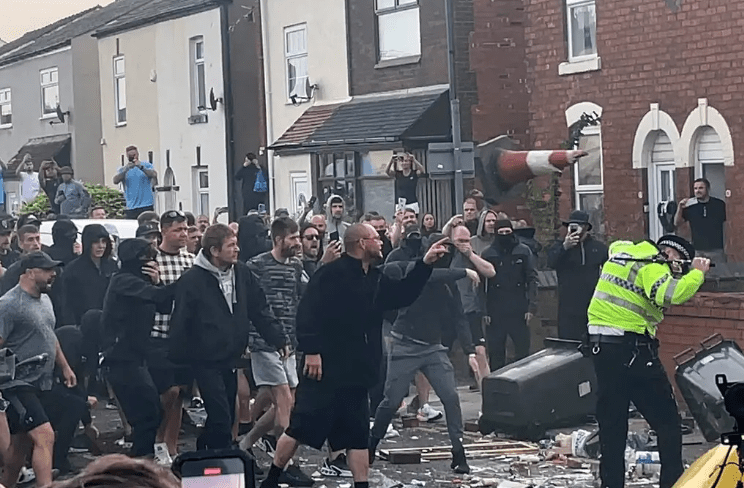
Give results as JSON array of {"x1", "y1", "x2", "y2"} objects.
[{"x1": 451, "y1": 448, "x2": 470, "y2": 474}]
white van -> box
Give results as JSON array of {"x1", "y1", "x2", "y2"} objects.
[{"x1": 38, "y1": 219, "x2": 140, "y2": 247}]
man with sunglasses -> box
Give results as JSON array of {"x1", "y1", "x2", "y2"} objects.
[{"x1": 148, "y1": 210, "x2": 194, "y2": 465}]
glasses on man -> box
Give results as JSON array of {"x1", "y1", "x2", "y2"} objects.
[{"x1": 163, "y1": 210, "x2": 186, "y2": 219}]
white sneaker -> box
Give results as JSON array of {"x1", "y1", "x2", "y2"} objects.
[
  {"x1": 417, "y1": 403, "x2": 443, "y2": 423},
  {"x1": 154, "y1": 442, "x2": 173, "y2": 466},
  {"x1": 17, "y1": 467, "x2": 35, "y2": 486}
]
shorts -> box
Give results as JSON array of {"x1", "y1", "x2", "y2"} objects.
[
  {"x1": 251, "y1": 351, "x2": 298, "y2": 388},
  {"x1": 6, "y1": 389, "x2": 50, "y2": 435},
  {"x1": 242, "y1": 361, "x2": 258, "y2": 393},
  {"x1": 286, "y1": 380, "x2": 369, "y2": 451},
  {"x1": 467, "y1": 312, "x2": 487, "y2": 346}
]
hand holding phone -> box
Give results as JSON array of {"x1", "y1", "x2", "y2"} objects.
[{"x1": 329, "y1": 230, "x2": 340, "y2": 243}]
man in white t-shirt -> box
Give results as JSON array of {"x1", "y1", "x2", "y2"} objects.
[{"x1": 16, "y1": 154, "x2": 40, "y2": 204}]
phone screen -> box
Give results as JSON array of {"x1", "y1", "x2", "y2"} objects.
[
  {"x1": 181, "y1": 458, "x2": 246, "y2": 488},
  {"x1": 330, "y1": 231, "x2": 340, "y2": 242}
]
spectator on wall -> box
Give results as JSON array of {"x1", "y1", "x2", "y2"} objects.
[
  {"x1": 386, "y1": 152, "x2": 425, "y2": 215},
  {"x1": 113, "y1": 146, "x2": 157, "y2": 220},
  {"x1": 235, "y1": 153, "x2": 268, "y2": 216}
]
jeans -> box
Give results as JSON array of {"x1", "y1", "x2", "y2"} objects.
[{"x1": 124, "y1": 206, "x2": 155, "y2": 220}]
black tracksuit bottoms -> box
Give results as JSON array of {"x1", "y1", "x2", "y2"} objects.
[{"x1": 194, "y1": 368, "x2": 237, "y2": 451}]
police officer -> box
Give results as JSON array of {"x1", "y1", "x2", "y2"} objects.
[{"x1": 586, "y1": 235, "x2": 710, "y2": 488}]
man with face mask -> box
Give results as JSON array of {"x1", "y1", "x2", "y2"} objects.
[
  {"x1": 0, "y1": 217, "x2": 19, "y2": 270},
  {"x1": 585, "y1": 235, "x2": 710, "y2": 488},
  {"x1": 481, "y1": 220, "x2": 538, "y2": 372},
  {"x1": 386, "y1": 224, "x2": 424, "y2": 263},
  {"x1": 102, "y1": 238, "x2": 172, "y2": 458},
  {"x1": 547, "y1": 211, "x2": 608, "y2": 341},
  {"x1": 370, "y1": 234, "x2": 480, "y2": 474},
  {"x1": 241, "y1": 218, "x2": 314, "y2": 486}
]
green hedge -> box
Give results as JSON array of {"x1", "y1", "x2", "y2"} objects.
[{"x1": 21, "y1": 183, "x2": 126, "y2": 218}]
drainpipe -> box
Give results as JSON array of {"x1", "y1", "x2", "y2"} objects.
[
  {"x1": 259, "y1": 0, "x2": 275, "y2": 215},
  {"x1": 220, "y1": 2, "x2": 237, "y2": 221}
]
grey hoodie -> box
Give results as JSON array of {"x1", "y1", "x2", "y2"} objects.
[
  {"x1": 324, "y1": 194, "x2": 351, "y2": 247},
  {"x1": 194, "y1": 250, "x2": 235, "y2": 313},
  {"x1": 470, "y1": 209, "x2": 497, "y2": 256}
]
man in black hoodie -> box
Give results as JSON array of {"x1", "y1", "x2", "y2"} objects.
[
  {"x1": 370, "y1": 234, "x2": 479, "y2": 474},
  {"x1": 481, "y1": 220, "x2": 538, "y2": 371},
  {"x1": 102, "y1": 239, "x2": 173, "y2": 458},
  {"x1": 46, "y1": 220, "x2": 79, "y2": 266},
  {"x1": 169, "y1": 224, "x2": 288, "y2": 451},
  {"x1": 238, "y1": 213, "x2": 271, "y2": 262},
  {"x1": 261, "y1": 223, "x2": 448, "y2": 488},
  {"x1": 58, "y1": 225, "x2": 118, "y2": 327}
]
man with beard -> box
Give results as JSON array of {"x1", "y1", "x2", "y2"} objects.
[
  {"x1": 390, "y1": 208, "x2": 417, "y2": 248},
  {"x1": 58, "y1": 224, "x2": 118, "y2": 327},
  {"x1": 0, "y1": 252, "x2": 77, "y2": 488},
  {"x1": 299, "y1": 224, "x2": 340, "y2": 278},
  {"x1": 1, "y1": 225, "x2": 44, "y2": 296},
  {"x1": 0, "y1": 217, "x2": 19, "y2": 270},
  {"x1": 481, "y1": 220, "x2": 538, "y2": 371},
  {"x1": 323, "y1": 196, "x2": 350, "y2": 249},
  {"x1": 103, "y1": 239, "x2": 172, "y2": 459},
  {"x1": 169, "y1": 224, "x2": 288, "y2": 451},
  {"x1": 260, "y1": 224, "x2": 448, "y2": 488},
  {"x1": 241, "y1": 218, "x2": 313, "y2": 486}
]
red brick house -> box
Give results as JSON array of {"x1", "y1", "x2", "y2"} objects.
[{"x1": 523, "y1": 0, "x2": 741, "y2": 259}]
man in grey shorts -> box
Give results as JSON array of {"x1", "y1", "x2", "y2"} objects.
[{"x1": 241, "y1": 217, "x2": 313, "y2": 486}]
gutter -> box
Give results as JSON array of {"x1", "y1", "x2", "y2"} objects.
[
  {"x1": 93, "y1": 1, "x2": 222, "y2": 39},
  {"x1": 259, "y1": 0, "x2": 276, "y2": 215},
  {"x1": 220, "y1": 1, "x2": 237, "y2": 221}
]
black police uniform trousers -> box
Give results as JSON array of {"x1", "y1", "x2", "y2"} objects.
[{"x1": 590, "y1": 334, "x2": 683, "y2": 488}]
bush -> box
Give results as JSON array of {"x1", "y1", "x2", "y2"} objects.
[{"x1": 20, "y1": 183, "x2": 126, "y2": 218}]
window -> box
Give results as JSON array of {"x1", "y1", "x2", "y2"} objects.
[
  {"x1": 284, "y1": 25, "x2": 308, "y2": 100},
  {"x1": 316, "y1": 153, "x2": 360, "y2": 218},
  {"x1": 114, "y1": 56, "x2": 126, "y2": 125},
  {"x1": 375, "y1": 0, "x2": 421, "y2": 61},
  {"x1": 40, "y1": 67, "x2": 59, "y2": 116},
  {"x1": 573, "y1": 125, "x2": 604, "y2": 235},
  {"x1": 194, "y1": 168, "x2": 209, "y2": 216},
  {"x1": 696, "y1": 127, "x2": 726, "y2": 200},
  {"x1": 566, "y1": 0, "x2": 597, "y2": 61},
  {"x1": 191, "y1": 37, "x2": 206, "y2": 113},
  {"x1": 0, "y1": 89, "x2": 11, "y2": 128}
]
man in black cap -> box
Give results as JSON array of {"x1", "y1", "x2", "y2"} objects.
[
  {"x1": 54, "y1": 167, "x2": 90, "y2": 218},
  {"x1": 585, "y1": 235, "x2": 709, "y2": 488},
  {"x1": 136, "y1": 222, "x2": 162, "y2": 249},
  {"x1": 481, "y1": 220, "x2": 538, "y2": 371},
  {"x1": 547, "y1": 210, "x2": 608, "y2": 340},
  {"x1": 0, "y1": 251, "x2": 77, "y2": 488}
]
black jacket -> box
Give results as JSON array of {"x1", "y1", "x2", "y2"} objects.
[
  {"x1": 169, "y1": 261, "x2": 287, "y2": 367},
  {"x1": 482, "y1": 239, "x2": 539, "y2": 315},
  {"x1": 296, "y1": 254, "x2": 433, "y2": 388},
  {"x1": 383, "y1": 261, "x2": 474, "y2": 355},
  {"x1": 238, "y1": 215, "x2": 271, "y2": 262},
  {"x1": 547, "y1": 236, "x2": 608, "y2": 327}
]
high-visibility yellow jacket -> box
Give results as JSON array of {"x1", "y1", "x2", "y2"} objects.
[{"x1": 587, "y1": 240, "x2": 704, "y2": 337}]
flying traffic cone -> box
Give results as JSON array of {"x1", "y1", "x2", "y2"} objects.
[{"x1": 475, "y1": 135, "x2": 588, "y2": 204}]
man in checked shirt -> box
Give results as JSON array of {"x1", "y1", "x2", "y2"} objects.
[{"x1": 148, "y1": 210, "x2": 194, "y2": 465}]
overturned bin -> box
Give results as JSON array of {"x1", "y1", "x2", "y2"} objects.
[
  {"x1": 479, "y1": 338, "x2": 597, "y2": 440},
  {"x1": 674, "y1": 334, "x2": 744, "y2": 442}
]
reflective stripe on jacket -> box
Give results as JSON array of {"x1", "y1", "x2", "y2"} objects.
[{"x1": 587, "y1": 240, "x2": 704, "y2": 336}]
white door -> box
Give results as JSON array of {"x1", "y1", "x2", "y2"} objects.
[{"x1": 649, "y1": 132, "x2": 676, "y2": 241}]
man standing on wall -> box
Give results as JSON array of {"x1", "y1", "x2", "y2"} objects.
[{"x1": 113, "y1": 146, "x2": 158, "y2": 220}]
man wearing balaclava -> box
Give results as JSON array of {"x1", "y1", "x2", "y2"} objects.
[{"x1": 480, "y1": 220, "x2": 538, "y2": 371}]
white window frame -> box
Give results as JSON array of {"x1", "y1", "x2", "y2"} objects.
[
  {"x1": 194, "y1": 168, "x2": 210, "y2": 216},
  {"x1": 566, "y1": 0, "x2": 597, "y2": 63},
  {"x1": 0, "y1": 88, "x2": 11, "y2": 129},
  {"x1": 40, "y1": 67, "x2": 59, "y2": 118},
  {"x1": 113, "y1": 56, "x2": 126, "y2": 126},
  {"x1": 375, "y1": 0, "x2": 421, "y2": 62},
  {"x1": 284, "y1": 24, "x2": 308, "y2": 101},
  {"x1": 573, "y1": 124, "x2": 604, "y2": 220},
  {"x1": 191, "y1": 37, "x2": 207, "y2": 114}
]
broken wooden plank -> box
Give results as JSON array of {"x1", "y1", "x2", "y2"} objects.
[{"x1": 386, "y1": 451, "x2": 421, "y2": 464}]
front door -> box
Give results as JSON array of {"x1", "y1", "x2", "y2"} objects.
[{"x1": 650, "y1": 163, "x2": 676, "y2": 241}]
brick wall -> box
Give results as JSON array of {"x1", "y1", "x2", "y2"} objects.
[
  {"x1": 524, "y1": 0, "x2": 744, "y2": 260},
  {"x1": 658, "y1": 292, "x2": 744, "y2": 403}
]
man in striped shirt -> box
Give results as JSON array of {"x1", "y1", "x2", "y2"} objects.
[{"x1": 148, "y1": 210, "x2": 194, "y2": 465}]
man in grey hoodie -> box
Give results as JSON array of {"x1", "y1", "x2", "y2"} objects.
[
  {"x1": 470, "y1": 209, "x2": 497, "y2": 256},
  {"x1": 323, "y1": 195, "x2": 350, "y2": 249}
]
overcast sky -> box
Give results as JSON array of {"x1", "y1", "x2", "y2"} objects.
[{"x1": 0, "y1": 0, "x2": 114, "y2": 43}]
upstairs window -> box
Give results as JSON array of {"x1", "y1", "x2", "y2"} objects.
[
  {"x1": 40, "y1": 67, "x2": 59, "y2": 116},
  {"x1": 566, "y1": 0, "x2": 597, "y2": 61},
  {"x1": 0, "y1": 89, "x2": 11, "y2": 127},
  {"x1": 114, "y1": 56, "x2": 126, "y2": 125},
  {"x1": 284, "y1": 24, "x2": 308, "y2": 100},
  {"x1": 376, "y1": 0, "x2": 421, "y2": 61},
  {"x1": 191, "y1": 37, "x2": 207, "y2": 113}
]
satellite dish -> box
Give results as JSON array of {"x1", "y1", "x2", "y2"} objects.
[
  {"x1": 289, "y1": 80, "x2": 318, "y2": 106},
  {"x1": 209, "y1": 88, "x2": 223, "y2": 111},
  {"x1": 55, "y1": 105, "x2": 70, "y2": 123}
]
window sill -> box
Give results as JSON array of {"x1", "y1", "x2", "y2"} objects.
[
  {"x1": 116, "y1": 122, "x2": 127, "y2": 128},
  {"x1": 0, "y1": 124, "x2": 11, "y2": 130},
  {"x1": 558, "y1": 56, "x2": 601, "y2": 76},
  {"x1": 40, "y1": 113, "x2": 57, "y2": 121},
  {"x1": 188, "y1": 113, "x2": 208, "y2": 125},
  {"x1": 375, "y1": 55, "x2": 421, "y2": 69}
]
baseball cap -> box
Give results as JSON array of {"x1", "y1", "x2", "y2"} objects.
[
  {"x1": 20, "y1": 251, "x2": 63, "y2": 272},
  {"x1": 0, "y1": 216, "x2": 14, "y2": 235},
  {"x1": 17, "y1": 214, "x2": 41, "y2": 229},
  {"x1": 136, "y1": 222, "x2": 161, "y2": 238}
]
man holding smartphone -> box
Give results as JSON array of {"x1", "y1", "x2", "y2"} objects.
[
  {"x1": 674, "y1": 178, "x2": 727, "y2": 262},
  {"x1": 113, "y1": 146, "x2": 158, "y2": 220},
  {"x1": 547, "y1": 210, "x2": 608, "y2": 341}
]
